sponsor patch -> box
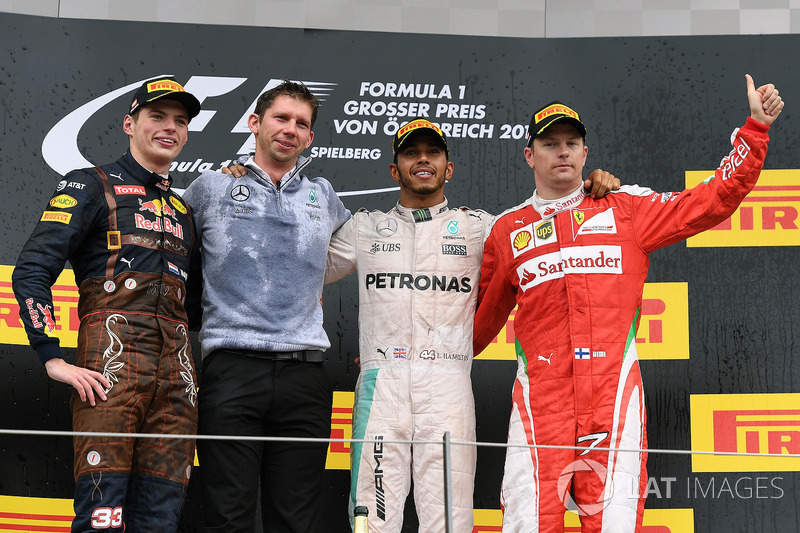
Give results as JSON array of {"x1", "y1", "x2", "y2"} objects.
[
  {"x1": 230, "y1": 184, "x2": 250, "y2": 202},
  {"x1": 49, "y1": 194, "x2": 77, "y2": 208},
  {"x1": 376, "y1": 218, "x2": 398, "y2": 237},
  {"x1": 134, "y1": 213, "x2": 184, "y2": 239},
  {"x1": 370, "y1": 243, "x2": 401, "y2": 254},
  {"x1": 512, "y1": 229, "x2": 532, "y2": 253},
  {"x1": 535, "y1": 220, "x2": 554, "y2": 241},
  {"x1": 25, "y1": 298, "x2": 43, "y2": 329},
  {"x1": 148, "y1": 79, "x2": 185, "y2": 93},
  {"x1": 516, "y1": 245, "x2": 622, "y2": 291},
  {"x1": 114, "y1": 184, "x2": 146, "y2": 195},
  {"x1": 442, "y1": 244, "x2": 466, "y2": 256},
  {"x1": 41, "y1": 211, "x2": 72, "y2": 224},
  {"x1": 57, "y1": 180, "x2": 85, "y2": 191},
  {"x1": 170, "y1": 196, "x2": 187, "y2": 213},
  {"x1": 511, "y1": 221, "x2": 557, "y2": 258},
  {"x1": 365, "y1": 272, "x2": 471, "y2": 293},
  {"x1": 572, "y1": 207, "x2": 618, "y2": 238}
]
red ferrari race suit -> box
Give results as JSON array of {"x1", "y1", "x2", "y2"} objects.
[
  {"x1": 12, "y1": 152, "x2": 198, "y2": 533},
  {"x1": 473, "y1": 117, "x2": 770, "y2": 532},
  {"x1": 326, "y1": 199, "x2": 491, "y2": 532}
]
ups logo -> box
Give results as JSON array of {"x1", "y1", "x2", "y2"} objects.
[{"x1": 536, "y1": 220, "x2": 554, "y2": 240}]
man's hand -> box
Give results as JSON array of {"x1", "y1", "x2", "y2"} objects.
[
  {"x1": 584, "y1": 169, "x2": 621, "y2": 199},
  {"x1": 747, "y1": 74, "x2": 783, "y2": 126},
  {"x1": 44, "y1": 358, "x2": 110, "y2": 407},
  {"x1": 221, "y1": 164, "x2": 248, "y2": 178}
]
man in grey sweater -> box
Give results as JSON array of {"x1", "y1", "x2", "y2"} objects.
[{"x1": 183, "y1": 80, "x2": 351, "y2": 533}]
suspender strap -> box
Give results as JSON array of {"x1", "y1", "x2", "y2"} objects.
[{"x1": 94, "y1": 167, "x2": 120, "y2": 281}]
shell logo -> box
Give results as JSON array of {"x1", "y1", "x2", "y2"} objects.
[
  {"x1": 170, "y1": 196, "x2": 188, "y2": 214},
  {"x1": 513, "y1": 230, "x2": 532, "y2": 252}
]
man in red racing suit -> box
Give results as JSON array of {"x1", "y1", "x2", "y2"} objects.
[{"x1": 472, "y1": 75, "x2": 783, "y2": 532}]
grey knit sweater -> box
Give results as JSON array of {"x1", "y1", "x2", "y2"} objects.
[{"x1": 183, "y1": 155, "x2": 351, "y2": 358}]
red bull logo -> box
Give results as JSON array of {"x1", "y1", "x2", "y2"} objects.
[
  {"x1": 138, "y1": 198, "x2": 177, "y2": 219},
  {"x1": 24, "y1": 298, "x2": 42, "y2": 329},
  {"x1": 37, "y1": 303, "x2": 56, "y2": 333},
  {"x1": 134, "y1": 213, "x2": 184, "y2": 239},
  {"x1": 139, "y1": 198, "x2": 163, "y2": 216}
]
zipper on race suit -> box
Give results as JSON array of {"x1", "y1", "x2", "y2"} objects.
[{"x1": 276, "y1": 179, "x2": 283, "y2": 215}]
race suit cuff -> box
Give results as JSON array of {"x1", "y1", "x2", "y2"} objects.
[
  {"x1": 34, "y1": 341, "x2": 63, "y2": 366},
  {"x1": 743, "y1": 116, "x2": 770, "y2": 134}
]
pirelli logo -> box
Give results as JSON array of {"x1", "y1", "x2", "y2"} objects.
[
  {"x1": 40, "y1": 211, "x2": 72, "y2": 224},
  {"x1": 691, "y1": 393, "x2": 800, "y2": 472},
  {"x1": 685, "y1": 169, "x2": 800, "y2": 247},
  {"x1": 147, "y1": 79, "x2": 185, "y2": 93},
  {"x1": 0, "y1": 495, "x2": 74, "y2": 531},
  {"x1": 325, "y1": 391, "x2": 354, "y2": 470},
  {"x1": 0, "y1": 265, "x2": 78, "y2": 348},
  {"x1": 475, "y1": 282, "x2": 688, "y2": 361},
  {"x1": 536, "y1": 103, "x2": 579, "y2": 122},
  {"x1": 636, "y1": 282, "x2": 689, "y2": 360}
]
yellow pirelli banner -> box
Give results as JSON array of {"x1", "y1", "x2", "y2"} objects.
[
  {"x1": 691, "y1": 393, "x2": 800, "y2": 472},
  {"x1": 0, "y1": 265, "x2": 79, "y2": 348},
  {"x1": 475, "y1": 282, "x2": 689, "y2": 361},
  {"x1": 326, "y1": 391, "x2": 355, "y2": 470},
  {"x1": 564, "y1": 508, "x2": 693, "y2": 532},
  {"x1": 685, "y1": 169, "x2": 800, "y2": 247},
  {"x1": 0, "y1": 495, "x2": 692, "y2": 533},
  {"x1": 0, "y1": 495, "x2": 73, "y2": 532}
]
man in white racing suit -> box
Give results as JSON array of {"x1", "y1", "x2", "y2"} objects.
[{"x1": 325, "y1": 119, "x2": 489, "y2": 532}]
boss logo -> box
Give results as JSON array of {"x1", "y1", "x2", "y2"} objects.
[{"x1": 442, "y1": 244, "x2": 466, "y2": 256}]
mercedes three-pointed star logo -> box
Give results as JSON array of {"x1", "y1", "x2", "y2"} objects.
[{"x1": 230, "y1": 184, "x2": 250, "y2": 202}]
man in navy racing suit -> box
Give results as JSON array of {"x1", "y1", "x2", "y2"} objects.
[{"x1": 13, "y1": 76, "x2": 201, "y2": 533}]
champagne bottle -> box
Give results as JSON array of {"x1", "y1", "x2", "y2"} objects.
[{"x1": 353, "y1": 505, "x2": 369, "y2": 533}]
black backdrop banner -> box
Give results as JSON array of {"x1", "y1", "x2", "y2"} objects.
[{"x1": 1, "y1": 12, "x2": 798, "y2": 532}]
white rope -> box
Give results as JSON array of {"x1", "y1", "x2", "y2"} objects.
[{"x1": 0, "y1": 428, "x2": 797, "y2": 459}]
